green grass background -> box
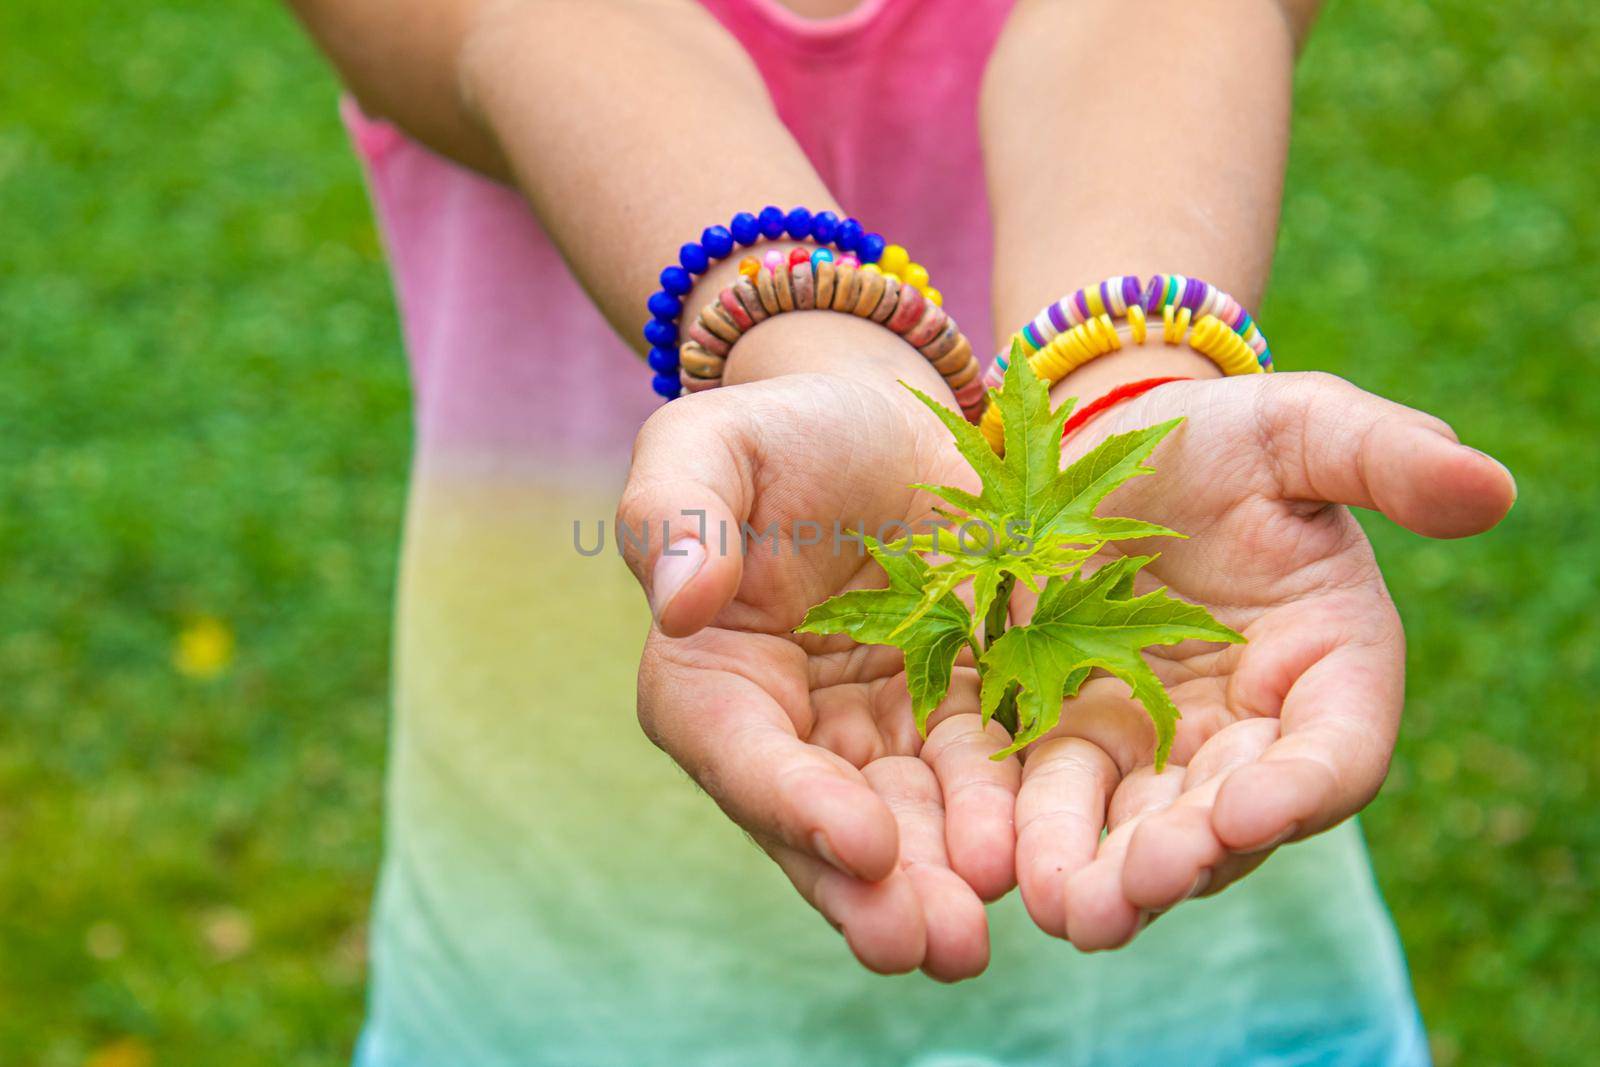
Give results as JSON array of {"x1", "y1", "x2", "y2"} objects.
[{"x1": 0, "y1": 1, "x2": 1594, "y2": 1064}]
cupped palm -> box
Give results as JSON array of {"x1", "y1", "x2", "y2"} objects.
[
  {"x1": 619, "y1": 373, "x2": 1016, "y2": 980},
  {"x1": 1008, "y1": 371, "x2": 1515, "y2": 949}
]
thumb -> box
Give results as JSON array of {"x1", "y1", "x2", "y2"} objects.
[
  {"x1": 1259, "y1": 372, "x2": 1517, "y2": 539},
  {"x1": 617, "y1": 395, "x2": 751, "y2": 637}
]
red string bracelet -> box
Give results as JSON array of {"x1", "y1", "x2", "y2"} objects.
[{"x1": 1062, "y1": 377, "x2": 1192, "y2": 440}]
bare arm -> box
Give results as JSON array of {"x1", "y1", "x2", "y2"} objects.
[
  {"x1": 285, "y1": 0, "x2": 503, "y2": 173},
  {"x1": 288, "y1": 0, "x2": 976, "y2": 977},
  {"x1": 982, "y1": 0, "x2": 1321, "y2": 397},
  {"x1": 978, "y1": 0, "x2": 1514, "y2": 953},
  {"x1": 287, "y1": 0, "x2": 926, "y2": 381}
]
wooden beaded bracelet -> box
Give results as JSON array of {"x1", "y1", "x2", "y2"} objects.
[
  {"x1": 979, "y1": 275, "x2": 1275, "y2": 451},
  {"x1": 678, "y1": 247, "x2": 983, "y2": 419},
  {"x1": 642, "y1": 206, "x2": 944, "y2": 400}
]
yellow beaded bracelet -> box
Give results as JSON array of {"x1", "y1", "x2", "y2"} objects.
[{"x1": 979, "y1": 309, "x2": 1268, "y2": 452}]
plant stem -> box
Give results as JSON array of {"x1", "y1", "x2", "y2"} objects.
[
  {"x1": 983, "y1": 574, "x2": 1019, "y2": 736},
  {"x1": 983, "y1": 575, "x2": 1013, "y2": 649}
]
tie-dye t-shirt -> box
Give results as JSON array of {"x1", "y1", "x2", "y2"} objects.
[{"x1": 344, "y1": 1, "x2": 1429, "y2": 1063}]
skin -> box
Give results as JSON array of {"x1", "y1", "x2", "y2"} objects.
[
  {"x1": 1012, "y1": 367, "x2": 1515, "y2": 949},
  {"x1": 285, "y1": 0, "x2": 979, "y2": 975},
  {"x1": 619, "y1": 314, "x2": 1014, "y2": 980},
  {"x1": 285, "y1": 0, "x2": 842, "y2": 343},
  {"x1": 619, "y1": 335, "x2": 1514, "y2": 972},
  {"x1": 975, "y1": 0, "x2": 1500, "y2": 953},
  {"x1": 984, "y1": 0, "x2": 1324, "y2": 337},
  {"x1": 290, "y1": 0, "x2": 1517, "y2": 978}
]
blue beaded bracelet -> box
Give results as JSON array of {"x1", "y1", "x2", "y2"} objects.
[{"x1": 642, "y1": 205, "x2": 888, "y2": 399}]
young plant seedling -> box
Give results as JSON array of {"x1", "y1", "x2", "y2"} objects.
[{"x1": 798, "y1": 345, "x2": 1244, "y2": 768}]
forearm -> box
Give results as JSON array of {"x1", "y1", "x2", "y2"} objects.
[
  {"x1": 982, "y1": 0, "x2": 1321, "y2": 399},
  {"x1": 289, "y1": 0, "x2": 839, "y2": 351}
]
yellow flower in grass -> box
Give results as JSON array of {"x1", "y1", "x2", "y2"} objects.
[
  {"x1": 86, "y1": 1037, "x2": 152, "y2": 1067},
  {"x1": 174, "y1": 615, "x2": 234, "y2": 679}
]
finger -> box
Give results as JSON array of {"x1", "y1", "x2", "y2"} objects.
[
  {"x1": 809, "y1": 683, "x2": 892, "y2": 768},
  {"x1": 921, "y1": 712, "x2": 1021, "y2": 903},
  {"x1": 808, "y1": 660, "x2": 976, "y2": 767},
  {"x1": 1014, "y1": 737, "x2": 1119, "y2": 938},
  {"x1": 1105, "y1": 763, "x2": 1184, "y2": 831},
  {"x1": 641, "y1": 637, "x2": 899, "y2": 881},
  {"x1": 771, "y1": 845, "x2": 926, "y2": 975},
  {"x1": 863, "y1": 756, "x2": 990, "y2": 981},
  {"x1": 1120, "y1": 718, "x2": 1279, "y2": 911},
  {"x1": 616, "y1": 393, "x2": 752, "y2": 636},
  {"x1": 1214, "y1": 611, "x2": 1403, "y2": 852},
  {"x1": 1064, "y1": 767, "x2": 1183, "y2": 951},
  {"x1": 1258, "y1": 372, "x2": 1516, "y2": 538}
]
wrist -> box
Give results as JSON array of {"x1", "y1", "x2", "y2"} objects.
[
  {"x1": 989, "y1": 274, "x2": 1257, "y2": 410},
  {"x1": 1046, "y1": 338, "x2": 1219, "y2": 409},
  {"x1": 672, "y1": 232, "x2": 969, "y2": 409},
  {"x1": 722, "y1": 307, "x2": 955, "y2": 405}
]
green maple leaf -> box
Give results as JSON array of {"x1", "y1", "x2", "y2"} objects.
[
  {"x1": 907, "y1": 340, "x2": 1185, "y2": 553},
  {"x1": 889, "y1": 343, "x2": 1185, "y2": 639},
  {"x1": 887, "y1": 523, "x2": 1095, "y2": 638},
  {"x1": 796, "y1": 536, "x2": 975, "y2": 732},
  {"x1": 796, "y1": 348, "x2": 1244, "y2": 764},
  {"x1": 979, "y1": 555, "x2": 1245, "y2": 768}
]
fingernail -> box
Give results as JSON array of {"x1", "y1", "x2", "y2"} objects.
[
  {"x1": 1243, "y1": 822, "x2": 1298, "y2": 854},
  {"x1": 1464, "y1": 446, "x2": 1517, "y2": 503},
  {"x1": 650, "y1": 537, "x2": 705, "y2": 619},
  {"x1": 811, "y1": 831, "x2": 850, "y2": 875},
  {"x1": 1182, "y1": 868, "x2": 1213, "y2": 902}
]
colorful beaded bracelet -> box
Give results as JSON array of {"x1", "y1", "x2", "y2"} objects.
[
  {"x1": 642, "y1": 206, "x2": 941, "y2": 399},
  {"x1": 979, "y1": 275, "x2": 1274, "y2": 451},
  {"x1": 677, "y1": 246, "x2": 984, "y2": 418}
]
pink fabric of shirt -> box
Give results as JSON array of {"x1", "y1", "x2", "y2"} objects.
[{"x1": 344, "y1": 0, "x2": 1014, "y2": 471}]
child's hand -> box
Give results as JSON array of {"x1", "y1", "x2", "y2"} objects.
[
  {"x1": 617, "y1": 373, "x2": 1017, "y2": 981},
  {"x1": 1010, "y1": 370, "x2": 1516, "y2": 950}
]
